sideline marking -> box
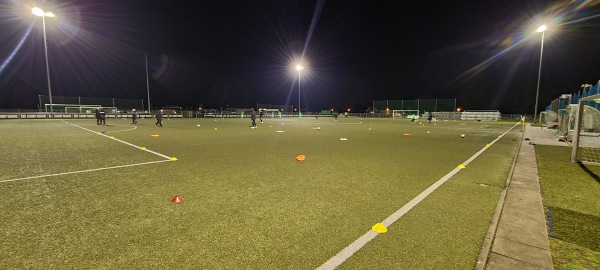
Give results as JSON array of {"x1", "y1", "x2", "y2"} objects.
[
  {"x1": 64, "y1": 121, "x2": 173, "y2": 160},
  {"x1": 0, "y1": 160, "x2": 170, "y2": 184},
  {"x1": 317, "y1": 122, "x2": 521, "y2": 270}
]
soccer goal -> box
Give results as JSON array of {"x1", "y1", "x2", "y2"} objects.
[
  {"x1": 161, "y1": 107, "x2": 182, "y2": 115},
  {"x1": 571, "y1": 95, "x2": 600, "y2": 164},
  {"x1": 392, "y1": 110, "x2": 420, "y2": 119},
  {"x1": 65, "y1": 105, "x2": 102, "y2": 113},
  {"x1": 539, "y1": 110, "x2": 559, "y2": 129},
  {"x1": 460, "y1": 110, "x2": 501, "y2": 121},
  {"x1": 45, "y1": 104, "x2": 117, "y2": 114}
]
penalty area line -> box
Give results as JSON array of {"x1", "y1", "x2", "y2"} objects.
[
  {"x1": 0, "y1": 160, "x2": 171, "y2": 184},
  {"x1": 316, "y1": 121, "x2": 521, "y2": 270},
  {"x1": 63, "y1": 121, "x2": 173, "y2": 160}
]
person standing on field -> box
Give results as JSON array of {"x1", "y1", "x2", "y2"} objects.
[
  {"x1": 132, "y1": 109, "x2": 138, "y2": 125},
  {"x1": 95, "y1": 108, "x2": 101, "y2": 125},
  {"x1": 259, "y1": 109, "x2": 264, "y2": 123},
  {"x1": 99, "y1": 109, "x2": 106, "y2": 125},
  {"x1": 250, "y1": 108, "x2": 257, "y2": 128},
  {"x1": 155, "y1": 110, "x2": 163, "y2": 127}
]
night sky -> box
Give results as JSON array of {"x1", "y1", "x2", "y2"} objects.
[{"x1": 1, "y1": 0, "x2": 600, "y2": 113}]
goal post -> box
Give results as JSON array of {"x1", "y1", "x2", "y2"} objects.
[
  {"x1": 571, "y1": 94, "x2": 600, "y2": 164},
  {"x1": 460, "y1": 110, "x2": 501, "y2": 121},
  {"x1": 65, "y1": 105, "x2": 102, "y2": 113},
  {"x1": 392, "y1": 110, "x2": 420, "y2": 119},
  {"x1": 44, "y1": 104, "x2": 116, "y2": 113},
  {"x1": 161, "y1": 107, "x2": 183, "y2": 115}
]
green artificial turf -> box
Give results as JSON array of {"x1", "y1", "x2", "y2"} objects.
[
  {"x1": 549, "y1": 238, "x2": 600, "y2": 270},
  {"x1": 0, "y1": 118, "x2": 521, "y2": 269},
  {"x1": 536, "y1": 145, "x2": 600, "y2": 268}
]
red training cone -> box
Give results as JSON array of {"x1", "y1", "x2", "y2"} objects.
[{"x1": 171, "y1": 196, "x2": 184, "y2": 203}]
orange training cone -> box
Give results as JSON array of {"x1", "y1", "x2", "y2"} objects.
[
  {"x1": 296, "y1": 155, "x2": 306, "y2": 161},
  {"x1": 171, "y1": 196, "x2": 184, "y2": 203}
]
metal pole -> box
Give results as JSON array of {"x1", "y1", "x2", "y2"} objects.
[
  {"x1": 534, "y1": 31, "x2": 545, "y2": 125},
  {"x1": 298, "y1": 73, "x2": 301, "y2": 117},
  {"x1": 145, "y1": 53, "x2": 151, "y2": 112},
  {"x1": 41, "y1": 15, "x2": 53, "y2": 115},
  {"x1": 571, "y1": 100, "x2": 585, "y2": 163}
]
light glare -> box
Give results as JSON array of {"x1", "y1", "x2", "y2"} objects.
[
  {"x1": 536, "y1": 25, "x2": 547, "y2": 32},
  {"x1": 296, "y1": 65, "x2": 304, "y2": 71},
  {"x1": 32, "y1": 7, "x2": 45, "y2": 16},
  {"x1": 32, "y1": 7, "x2": 55, "y2": 17}
]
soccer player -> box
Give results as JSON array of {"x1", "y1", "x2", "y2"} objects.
[
  {"x1": 95, "y1": 108, "x2": 101, "y2": 125},
  {"x1": 250, "y1": 108, "x2": 257, "y2": 128},
  {"x1": 155, "y1": 110, "x2": 163, "y2": 127},
  {"x1": 259, "y1": 109, "x2": 264, "y2": 123},
  {"x1": 132, "y1": 109, "x2": 138, "y2": 125},
  {"x1": 99, "y1": 109, "x2": 106, "y2": 125}
]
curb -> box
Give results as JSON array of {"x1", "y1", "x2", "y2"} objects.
[{"x1": 474, "y1": 123, "x2": 525, "y2": 270}]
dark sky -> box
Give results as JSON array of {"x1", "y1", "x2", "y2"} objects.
[{"x1": 1, "y1": 0, "x2": 600, "y2": 113}]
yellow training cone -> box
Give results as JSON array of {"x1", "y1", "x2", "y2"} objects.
[
  {"x1": 486, "y1": 144, "x2": 491, "y2": 147},
  {"x1": 140, "y1": 147, "x2": 147, "y2": 151},
  {"x1": 170, "y1": 157, "x2": 178, "y2": 161},
  {"x1": 498, "y1": 135, "x2": 503, "y2": 138},
  {"x1": 458, "y1": 164, "x2": 466, "y2": 169},
  {"x1": 110, "y1": 136, "x2": 115, "y2": 139},
  {"x1": 372, "y1": 223, "x2": 387, "y2": 233}
]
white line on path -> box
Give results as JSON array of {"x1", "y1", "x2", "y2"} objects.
[
  {"x1": 63, "y1": 121, "x2": 173, "y2": 160},
  {"x1": 0, "y1": 160, "x2": 171, "y2": 184},
  {"x1": 316, "y1": 121, "x2": 521, "y2": 270}
]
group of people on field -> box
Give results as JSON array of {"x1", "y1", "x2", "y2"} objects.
[
  {"x1": 94, "y1": 109, "x2": 163, "y2": 127},
  {"x1": 94, "y1": 108, "x2": 106, "y2": 125}
]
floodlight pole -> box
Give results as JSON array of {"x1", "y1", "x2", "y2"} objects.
[
  {"x1": 534, "y1": 25, "x2": 546, "y2": 125},
  {"x1": 296, "y1": 64, "x2": 303, "y2": 117},
  {"x1": 298, "y1": 73, "x2": 301, "y2": 117},
  {"x1": 145, "y1": 53, "x2": 151, "y2": 112},
  {"x1": 33, "y1": 8, "x2": 55, "y2": 115}
]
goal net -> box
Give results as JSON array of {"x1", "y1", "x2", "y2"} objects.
[
  {"x1": 161, "y1": 107, "x2": 182, "y2": 115},
  {"x1": 460, "y1": 110, "x2": 501, "y2": 121},
  {"x1": 571, "y1": 97, "x2": 600, "y2": 164},
  {"x1": 45, "y1": 104, "x2": 118, "y2": 114},
  {"x1": 392, "y1": 110, "x2": 419, "y2": 119},
  {"x1": 539, "y1": 110, "x2": 559, "y2": 129}
]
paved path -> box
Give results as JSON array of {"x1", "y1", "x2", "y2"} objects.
[{"x1": 478, "y1": 124, "x2": 569, "y2": 269}]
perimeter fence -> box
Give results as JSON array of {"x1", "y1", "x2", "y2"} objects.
[{"x1": 372, "y1": 98, "x2": 456, "y2": 114}]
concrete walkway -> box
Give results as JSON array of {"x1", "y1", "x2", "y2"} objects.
[{"x1": 478, "y1": 124, "x2": 570, "y2": 270}]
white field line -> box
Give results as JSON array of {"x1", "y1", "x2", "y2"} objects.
[
  {"x1": 64, "y1": 121, "x2": 173, "y2": 160},
  {"x1": 104, "y1": 125, "x2": 138, "y2": 133},
  {"x1": 0, "y1": 160, "x2": 171, "y2": 184},
  {"x1": 316, "y1": 121, "x2": 521, "y2": 270}
]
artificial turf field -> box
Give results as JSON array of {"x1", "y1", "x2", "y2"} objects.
[{"x1": 0, "y1": 117, "x2": 522, "y2": 269}]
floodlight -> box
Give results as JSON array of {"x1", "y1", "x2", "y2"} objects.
[{"x1": 536, "y1": 25, "x2": 547, "y2": 33}]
